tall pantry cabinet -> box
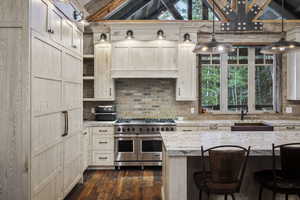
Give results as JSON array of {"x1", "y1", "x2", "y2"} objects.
[{"x1": 0, "y1": 0, "x2": 83, "y2": 200}]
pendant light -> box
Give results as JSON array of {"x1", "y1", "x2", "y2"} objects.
[
  {"x1": 261, "y1": 0, "x2": 300, "y2": 54},
  {"x1": 193, "y1": 0, "x2": 233, "y2": 54}
]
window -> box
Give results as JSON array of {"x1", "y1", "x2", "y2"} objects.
[
  {"x1": 201, "y1": 54, "x2": 220, "y2": 110},
  {"x1": 200, "y1": 46, "x2": 275, "y2": 113}
]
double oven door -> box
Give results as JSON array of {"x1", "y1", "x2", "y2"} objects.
[{"x1": 115, "y1": 135, "x2": 162, "y2": 164}]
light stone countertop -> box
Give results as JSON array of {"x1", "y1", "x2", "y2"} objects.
[
  {"x1": 161, "y1": 131, "x2": 300, "y2": 156},
  {"x1": 175, "y1": 120, "x2": 300, "y2": 127},
  {"x1": 82, "y1": 119, "x2": 300, "y2": 128}
]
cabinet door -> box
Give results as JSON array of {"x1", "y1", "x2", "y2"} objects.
[
  {"x1": 49, "y1": 7, "x2": 63, "y2": 44},
  {"x1": 72, "y1": 27, "x2": 82, "y2": 54},
  {"x1": 63, "y1": 133, "x2": 82, "y2": 196},
  {"x1": 62, "y1": 52, "x2": 82, "y2": 83},
  {"x1": 32, "y1": 36, "x2": 61, "y2": 79},
  {"x1": 31, "y1": 141, "x2": 63, "y2": 200},
  {"x1": 63, "y1": 82, "x2": 82, "y2": 109},
  {"x1": 176, "y1": 44, "x2": 197, "y2": 101},
  {"x1": 94, "y1": 44, "x2": 115, "y2": 100},
  {"x1": 287, "y1": 52, "x2": 300, "y2": 100},
  {"x1": 31, "y1": 0, "x2": 49, "y2": 36},
  {"x1": 62, "y1": 20, "x2": 73, "y2": 49},
  {"x1": 81, "y1": 129, "x2": 89, "y2": 172}
]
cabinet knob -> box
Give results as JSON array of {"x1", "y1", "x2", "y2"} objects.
[{"x1": 72, "y1": 45, "x2": 77, "y2": 49}]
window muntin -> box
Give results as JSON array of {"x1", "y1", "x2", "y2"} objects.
[{"x1": 200, "y1": 46, "x2": 275, "y2": 113}]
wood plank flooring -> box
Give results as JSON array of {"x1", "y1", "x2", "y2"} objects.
[{"x1": 65, "y1": 169, "x2": 162, "y2": 200}]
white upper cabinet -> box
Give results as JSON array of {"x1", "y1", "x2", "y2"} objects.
[
  {"x1": 287, "y1": 28, "x2": 300, "y2": 100},
  {"x1": 31, "y1": 0, "x2": 49, "y2": 36},
  {"x1": 62, "y1": 19, "x2": 73, "y2": 49},
  {"x1": 176, "y1": 43, "x2": 197, "y2": 101},
  {"x1": 49, "y1": 7, "x2": 63, "y2": 44},
  {"x1": 111, "y1": 40, "x2": 178, "y2": 78},
  {"x1": 94, "y1": 43, "x2": 115, "y2": 101},
  {"x1": 72, "y1": 27, "x2": 83, "y2": 54}
]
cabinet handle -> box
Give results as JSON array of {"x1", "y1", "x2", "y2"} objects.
[
  {"x1": 178, "y1": 88, "x2": 181, "y2": 96},
  {"x1": 109, "y1": 88, "x2": 112, "y2": 96},
  {"x1": 83, "y1": 132, "x2": 88, "y2": 135},
  {"x1": 287, "y1": 126, "x2": 296, "y2": 130},
  {"x1": 72, "y1": 45, "x2": 77, "y2": 49},
  {"x1": 62, "y1": 111, "x2": 68, "y2": 137},
  {"x1": 98, "y1": 157, "x2": 108, "y2": 160},
  {"x1": 98, "y1": 129, "x2": 108, "y2": 133},
  {"x1": 47, "y1": 28, "x2": 52, "y2": 33},
  {"x1": 98, "y1": 141, "x2": 108, "y2": 144},
  {"x1": 183, "y1": 129, "x2": 192, "y2": 132}
]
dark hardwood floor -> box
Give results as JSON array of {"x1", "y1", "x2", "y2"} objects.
[{"x1": 65, "y1": 168, "x2": 162, "y2": 200}]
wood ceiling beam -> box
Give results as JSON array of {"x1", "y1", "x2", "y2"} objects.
[
  {"x1": 160, "y1": 0, "x2": 184, "y2": 20},
  {"x1": 107, "y1": 0, "x2": 152, "y2": 19},
  {"x1": 86, "y1": 0, "x2": 128, "y2": 21},
  {"x1": 248, "y1": 0, "x2": 272, "y2": 20},
  {"x1": 205, "y1": 0, "x2": 228, "y2": 21}
]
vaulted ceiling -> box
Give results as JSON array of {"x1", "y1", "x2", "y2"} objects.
[{"x1": 79, "y1": 0, "x2": 300, "y2": 21}]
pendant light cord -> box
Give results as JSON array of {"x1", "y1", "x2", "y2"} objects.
[
  {"x1": 212, "y1": 0, "x2": 215, "y2": 35},
  {"x1": 281, "y1": 0, "x2": 284, "y2": 33}
]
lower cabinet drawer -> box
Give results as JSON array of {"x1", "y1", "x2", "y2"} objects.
[
  {"x1": 92, "y1": 152, "x2": 114, "y2": 166},
  {"x1": 92, "y1": 136, "x2": 114, "y2": 150},
  {"x1": 177, "y1": 127, "x2": 199, "y2": 132}
]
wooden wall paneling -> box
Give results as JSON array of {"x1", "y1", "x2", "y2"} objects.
[
  {"x1": 0, "y1": 0, "x2": 24, "y2": 27},
  {"x1": 0, "y1": 27, "x2": 30, "y2": 200}
]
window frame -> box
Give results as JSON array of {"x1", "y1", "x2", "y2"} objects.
[{"x1": 199, "y1": 47, "x2": 276, "y2": 114}]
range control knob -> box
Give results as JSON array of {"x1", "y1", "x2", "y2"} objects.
[
  {"x1": 157, "y1": 128, "x2": 160, "y2": 131},
  {"x1": 140, "y1": 128, "x2": 143, "y2": 131},
  {"x1": 152, "y1": 128, "x2": 155, "y2": 131},
  {"x1": 161, "y1": 128, "x2": 165, "y2": 131},
  {"x1": 127, "y1": 128, "x2": 130, "y2": 132},
  {"x1": 117, "y1": 128, "x2": 121, "y2": 132},
  {"x1": 132, "y1": 128, "x2": 135, "y2": 132},
  {"x1": 171, "y1": 127, "x2": 174, "y2": 131},
  {"x1": 166, "y1": 127, "x2": 169, "y2": 131}
]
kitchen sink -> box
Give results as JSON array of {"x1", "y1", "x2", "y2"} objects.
[{"x1": 231, "y1": 122, "x2": 274, "y2": 131}]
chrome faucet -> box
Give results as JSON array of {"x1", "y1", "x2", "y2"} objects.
[{"x1": 241, "y1": 108, "x2": 248, "y2": 121}]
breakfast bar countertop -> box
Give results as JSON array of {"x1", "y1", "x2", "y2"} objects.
[{"x1": 161, "y1": 131, "x2": 300, "y2": 156}]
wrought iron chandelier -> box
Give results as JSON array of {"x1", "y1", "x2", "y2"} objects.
[
  {"x1": 261, "y1": 0, "x2": 300, "y2": 54},
  {"x1": 193, "y1": 0, "x2": 233, "y2": 54}
]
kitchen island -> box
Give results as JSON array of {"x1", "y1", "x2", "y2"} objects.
[{"x1": 161, "y1": 131, "x2": 300, "y2": 200}]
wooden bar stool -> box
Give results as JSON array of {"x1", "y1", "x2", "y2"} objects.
[
  {"x1": 254, "y1": 143, "x2": 300, "y2": 200},
  {"x1": 194, "y1": 145, "x2": 251, "y2": 200}
]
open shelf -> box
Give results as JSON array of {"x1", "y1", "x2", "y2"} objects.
[
  {"x1": 83, "y1": 54, "x2": 94, "y2": 59},
  {"x1": 83, "y1": 76, "x2": 95, "y2": 80}
]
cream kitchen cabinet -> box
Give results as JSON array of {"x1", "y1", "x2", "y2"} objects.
[
  {"x1": 49, "y1": 7, "x2": 63, "y2": 44},
  {"x1": 81, "y1": 129, "x2": 90, "y2": 172},
  {"x1": 94, "y1": 43, "x2": 115, "y2": 101},
  {"x1": 287, "y1": 51, "x2": 300, "y2": 100},
  {"x1": 31, "y1": 28, "x2": 83, "y2": 200},
  {"x1": 176, "y1": 43, "x2": 197, "y2": 101},
  {"x1": 287, "y1": 27, "x2": 300, "y2": 100},
  {"x1": 90, "y1": 127, "x2": 115, "y2": 168}
]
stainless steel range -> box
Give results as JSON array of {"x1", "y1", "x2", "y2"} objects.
[{"x1": 114, "y1": 119, "x2": 176, "y2": 167}]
